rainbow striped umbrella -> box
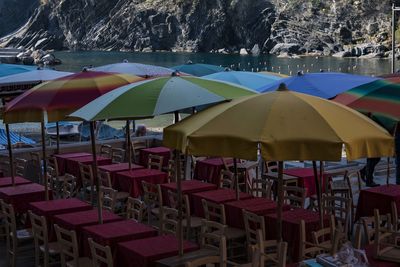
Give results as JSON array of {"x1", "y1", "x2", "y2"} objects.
[
  {"x1": 4, "y1": 70, "x2": 143, "y2": 123},
  {"x1": 333, "y1": 79, "x2": 400, "y2": 133}
]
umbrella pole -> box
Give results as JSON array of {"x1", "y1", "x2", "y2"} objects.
[
  {"x1": 5, "y1": 124, "x2": 15, "y2": 186},
  {"x1": 313, "y1": 161, "x2": 323, "y2": 228},
  {"x1": 174, "y1": 111, "x2": 180, "y2": 123},
  {"x1": 277, "y1": 161, "x2": 284, "y2": 242},
  {"x1": 41, "y1": 122, "x2": 49, "y2": 200},
  {"x1": 387, "y1": 157, "x2": 390, "y2": 185},
  {"x1": 234, "y1": 158, "x2": 239, "y2": 200},
  {"x1": 90, "y1": 121, "x2": 103, "y2": 224},
  {"x1": 126, "y1": 120, "x2": 132, "y2": 170},
  {"x1": 56, "y1": 121, "x2": 60, "y2": 154},
  {"x1": 175, "y1": 150, "x2": 183, "y2": 256}
]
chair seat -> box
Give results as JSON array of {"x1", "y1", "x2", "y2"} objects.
[
  {"x1": 331, "y1": 181, "x2": 349, "y2": 191},
  {"x1": 182, "y1": 216, "x2": 203, "y2": 228},
  {"x1": 40, "y1": 242, "x2": 61, "y2": 254},
  {"x1": 214, "y1": 227, "x2": 246, "y2": 240},
  {"x1": 116, "y1": 191, "x2": 130, "y2": 200},
  {"x1": 66, "y1": 257, "x2": 92, "y2": 267}
]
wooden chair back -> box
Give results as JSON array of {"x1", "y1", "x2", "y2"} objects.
[
  {"x1": 219, "y1": 170, "x2": 234, "y2": 189},
  {"x1": 264, "y1": 161, "x2": 278, "y2": 173},
  {"x1": 200, "y1": 219, "x2": 227, "y2": 267},
  {"x1": 311, "y1": 215, "x2": 336, "y2": 250},
  {"x1": 30, "y1": 152, "x2": 42, "y2": 181},
  {"x1": 142, "y1": 181, "x2": 162, "y2": 208},
  {"x1": 98, "y1": 169, "x2": 112, "y2": 188},
  {"x1": 99, "y1": 187, "x2": 118, "y2": 212},
  {"x1": 243, "y1": 210, "x2": 266, "y2": 248},
  {"x1": 160, "y1": 206, "x2": 178, "y2": 236},
  {"x1": 184, "y1": 256, "x2": 221, "y2": 267},
  {"x1": 253, "y1": 229, "x2": 287, "y2": 267},
  {"x1": 167, "y1": 160, "x2": 177, "y2": 183},
  {"x1": 147, "y1": 154, "x2": 163, "y2": 171},
  {"x1": 250, "y1": 179, "x2": 272, "y2": 198},
  {"x1": 54, "y1": 224, "x2": 80, "y2": 267},
  {"x1": 222, "y1": 157, "x2": 233, "y2": 170},
  {"x1": 111, "y1": 148, "x2": 125, "y2": 164},
  {"x1": 360, "y1": 213, "x2": 392, "y2": 245},
  {"x1": 131, "y1": 140, "x2": 147, "y2": 163},
  {"x1": 373, "y1": 208, "x2": 400, "y2": 262},
  {"x1": 299, "y1": 219, "x2": 324, "y2": 260},
  {"x1": 321, "y1": 194, "x2": 352, "y2": 235},
  {"x1": 126, "y1": 197, "x2": 145, "y2": 222},
  {"x1": 88, "y1": 237, "x2": 113, "y2": 267},
  {"x1": 79, "y1": 163, "x2": 94, "y2": 202},
  {"x1": 62, "y1": 174, "x2": 77, "y2": 199},
  {"x1": 99, "y1": 144, "x2": 112, "y2": 158},
  {"x1": 29, "y1": 211, "x2": 49, "y2": 251},
  {"x1": 0, "y1": 200, "x2": 17, "y2": 240},
  {"x1": 15, "y1": 157, "x2": 27, "y2": 177},
  {"x1": 202, "y1": 199, "x2": 226, "y2": 224},
  {"x1": 283, "y1": 186, "x2": 306, "y2": 208},
  {"x1": 46, "y1": 166, "x2": 56, "y2": 191}
]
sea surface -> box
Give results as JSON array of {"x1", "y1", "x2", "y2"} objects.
[{"x1": 4, "y1": 51, "x2": 396, "y2": 136}]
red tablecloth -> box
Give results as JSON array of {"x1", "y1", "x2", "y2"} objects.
[
  {"x1": 0, "y1": 183, "x2": 52, "y2": 213},
  {"x1": 54, "y1": 152, "x2": 92, "y2": 175},
  {"x1": 191, "y1": 188, "x2": 253, "y2": 217},
  {"x1": 265, "y1": 208, "x2": 326, "y2": 262},
  {"x1": 116, "y1": 235, "x2": 198, "y2": 267},
  {"x1": 224, "y1": 197, "x2": 291, "y2": 229},
  {"x1": 53, "y1": 209, "x2": 123, "y2": 255},
  {"x1": 29, "y1": 198, "x2": 93, "y2": 241},
  {"x1": 0, "y1": 176, "x2": 32, "y2": 187},
  {"x1": 64, "y1": 155, "x2": 112, "y2": 185},
  {"x1": 139, "y1": 146, "x2": 171, "y2": 168},
  {"x1": 81, "y1": 220, "x2": 157, "y2": 257},
  {"x1": 115, "y1": 169, "x2": 167, "y2": 198},
  {"x1": 160, "y1": 180, "x2": 217, "y2": 208},
  {"x1": 98, "y1": 162, "x2": 144, "y2": 188},
  {"x1": 283, "y1": 168, "x2": 328, "y2": 197},
  {"x1": 356, "y1": 185, "x2": 400, "y2": 220},
  {"x1": 193, "y1": 158, "x2": 227, "y2": 185}
]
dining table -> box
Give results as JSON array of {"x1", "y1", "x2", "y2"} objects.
[
  {"x1": 53, "y1": 152, "x2": 92, "y2": 175},
  {"x1": 139, "y1": 146, "x2": 171, "y2": 168},
  {"x1": 64, "y1": 155, "x2": 112, "y2": 185},
  {"x1": 0, "y1": 176, "x2": 32, "y2": 188},
  {"x1": 283, "y1": 167, "x2": 328, "y2": 197},
  {"x1": 98, "y1": 162, "x2": 144, "y2": 187},
  {"x1": 193, "y1": 157, "x2": 228, "y2": 185}
]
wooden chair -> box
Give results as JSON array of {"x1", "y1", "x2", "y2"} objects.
[
  {"x1": 219, "y1": 170, "x2": 235, "y2": 189},
  {"x1": 62, "y1": 174, "x2": 77, "y2": 199},
  {"x1": 99, "y1": 187, "x2": 118, "y2": 213},
  {"x1": 111, "y1": 148, "x2": 125, "y2": 164},
  {"x1": 142, "y1": 181, "x2": 163, "y2": 227},
  {"x1": 185, "y1": 256, "x2": 221, "y2": 267},
  {"x1": 167, "y1": 190, "x2": 202, "y2": 240},
  {"x1": 373, "y1": 209, "x2": 400, "y2": 263},
  {"x1": 1, "y1": 200, "x2": 33, "y2": 267},
  {"x1": 29, "y1": 211, "x2": 60, "y2": 267},
  {"x1": 252, "y1": 229, "x2": 287, "y2": 267},
  {"x1": 250, "y1": 179, "x2": 272, "y2": 198},
  {"x1": 283, "y1": 186, "x2": 306, "y2": 208},
  {"x1": 15, "y1": 157, "x2": 27, "y2": 177},
  {"x1": 198, "y1": 220, "x2": 228, "y2": 267},
  {"x1": 299, "y1": 219, "x2": 327, "y2": 260},
  {"x1": 167, "y1": 160, "x2": 177, "y2": 183},
  {"x1": 98, "y1": 169, "x2": 129, "y2": 204},
  {"x1": 321, "y1": 194, "x2": 352, "y2": 236},
  {"x1": 359, "y1": 213, "x2": 392, "y2": 246},
  {"x1": 160, "y1": 206, "x2": 179, "y2": 236},
  {"x1": 88, "y1": 238, "x2": 113, "y2": 267},
  {"x1": 131, "y1": 140, "x2": 147, "y2": 163},
  {"x1": 54, "y1": 224, "x2": 91, "y2": 267},
  {"x1": 48, "y1": 156, "x2": 73, "y2": 190},
  {"x1": 311, "y1": 215, "x2": 338, "y2": 252},
  {"x1": 99, "y1": 144, "x2": 112, "y2": 158},
  {"x1": 126, "y1": 197, "x2": 145, "y2": 222},
  {"x1": 190, "y1": 156, "x2": 207, "y2": 178},
  {"x1": 79, "y1": 163, "x2": 95, "y2": 204},
  {"x1": 243, "y1": 210, "x2": 266, "y2": 258},
  {"x1": 147, "y1": 154, "x2": 164, "y2": 171},
  {"x1": 30, "y1": 152, "x2": 42, "y2": 182},
  {"x1": 392, "y1": 201, "x2": 399, "y2": 232}
]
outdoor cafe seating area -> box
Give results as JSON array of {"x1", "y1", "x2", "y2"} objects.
[{"x1": 0, "y1": 141, "x2": 399, "y2": 267}]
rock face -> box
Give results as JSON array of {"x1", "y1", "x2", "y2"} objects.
[
  {"x1": 0, "y1": 0, "x2": 397, "y2": 55},
  {"x1": 0, "y1": 0, "x2": 39, "y2": 37}
]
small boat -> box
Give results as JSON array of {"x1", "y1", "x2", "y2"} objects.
[{"x1": 46, "y1": 122, "x2": 80, "y2": 138}]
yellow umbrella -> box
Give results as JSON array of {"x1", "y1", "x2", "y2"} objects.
[{"x1": 164, "y1": 84, "x2": 394, "y2": 240}]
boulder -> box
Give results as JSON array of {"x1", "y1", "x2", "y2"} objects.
[
  {"x1": 332, "y1": 51, "x2": 352, "y2": 58},
  {"x1": 239, "y1": 48, "x2": 248, "y2": 55},
  {"x1": 270, "y1": 43, "x2": 300, "y2": 55},
  {"x1": 251, "y1": 44, "x2": 260, "y2": 56}
]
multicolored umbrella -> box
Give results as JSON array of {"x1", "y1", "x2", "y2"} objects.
[
  {"x1": 0, "y1": 69, "x2": 73, "y2": 86},
  {"x1": 258, "y1": 72, "x2": 379, "y2": 99},
  {"x1": 171, "y1": 63, "x2": 225, "y2": 76},
  {"x1": 203, "y1": 70, "x2": 282, "y2": 91},
  {"x1": 4, "y1": 70, "x2": 143, "y2": 123},
  {"x1": 333, "y1": 79, "x2": 400, "y2": 133},
  {"x1": 92, "y1": 61, "x2": 174, "y2": 77},
  {"x1": 70, "y1": 76, "x2": 256, "y2": 121},
  {"x1": 0, "y1": 63, "x2": 36, "y2": 78}
]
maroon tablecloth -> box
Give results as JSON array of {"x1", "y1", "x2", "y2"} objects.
[
  {"x1": 0, "y1": 176, "x2": 32, "y2": 187},
  {"x1": 98, "y1": 162, "x2": 144, "y2": 188},
  {"x1": 64, "y1": 155, "x2": 112, "y2": 185},
  {"x1": 356, "y1": 185, "x2": 400, "y2": 220},
  {"x1": 224, "y1": 197, "x2": 291, "y2": 229},
  {"x1": 160, "y1": 180, "x2": 217, "y2": 208},
  {"x1": 115, "y1": 169, "x2": 167, "y2": 198},
  {"x1": 139, "y1": 147, "x2": 171, "y2": 168},
  {"x1": 29, "y1": 198, "x2": 93, "y2": 241},
  {"x1": 54, "y1": 152, "x2": 92, "y2": 175},
  {"x1": 81, "y1": 220, "x2": 157, "y2": 257},
  {"x1": 193, "y1": 158, "x2": 227, "y2": 185},
  {"x1": 191, "y1": 188, "x2": 253, "y2": 217},
  {"x1": 265, "y1": 208, "x2": 326, "y2": 262},
  {"x1": 283, "y1": 168, "x2": 328, "y2": 197},
  {"x1": 0, "y1": 183, "x2": 52, "y2": 213},
  {"x1": 116, "y1": 235, "x2": 198, "y2": 267}
]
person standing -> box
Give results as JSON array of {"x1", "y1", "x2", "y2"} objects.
[{"x1": 360, "y1": 157, "x2": 381, "y2": 187}]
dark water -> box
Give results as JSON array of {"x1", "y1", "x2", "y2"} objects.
[{"x1": 54, "y1": 51, "x2": 394, "y2": 76}]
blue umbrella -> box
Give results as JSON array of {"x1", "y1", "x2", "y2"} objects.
[
  {"x1": 203, "y1": 71, "x2": 283, "y2": 91},
  {"x1": 257, "y1": 72, "x2": 380, "y2": 99},
  {"x1": 171, "y1": 63, "x2": 225, "y2": 76},
  {"x1": 0, "y1": 128, "x2": 35, "y2": 146},
  {"x1": 0, "y1": 64, "x2": 36, "y2": 78}
]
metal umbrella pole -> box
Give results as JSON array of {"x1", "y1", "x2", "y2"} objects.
[
  {"x1": 89, "y1": 121, "x2": 103, "y2": 224},
  {"x1": 276, "y1": 161, "x2": 284, "y2": 242},
  {"x1": 175, "y1": 150, "x2": 183, "y2": 256},
  {"x1": 313, "y1": 161, "x2": 323, "y2": 228},
  {"x1": 56, "y1": 122, "x2": 60, "y2": 154},
  {"x1": 234, "y1": 158, "x2": 240, "y2": 200},
  {"x1": 126, "y1": 120, "x2": 132, "y2": 170},
  {"x1": 5, "y1": 124, "x2": 15, "y2": 186},
  {"x1": 41, "y1": 122, "x2": 49, "y2": 200}
]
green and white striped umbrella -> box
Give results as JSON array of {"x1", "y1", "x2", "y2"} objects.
[{"x1": 70, "y1": 76, "x2": 256, "y2": 121}]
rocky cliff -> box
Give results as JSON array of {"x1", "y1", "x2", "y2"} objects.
[
  {"x1": 0, "y1": 0, "x2": 396, "y2": 56},
  {"x1": 0, "y1": 0, "x2": 39, "y2": 37}
]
